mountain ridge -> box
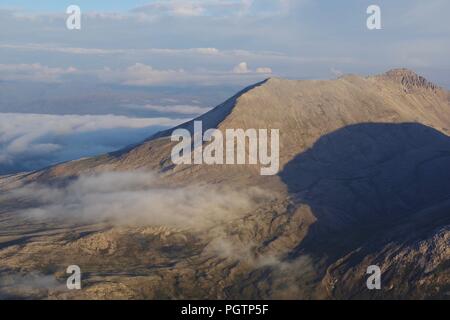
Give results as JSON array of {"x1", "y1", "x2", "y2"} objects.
[{"x1": 8, "y1": 68, "x2": 448, "y2": 184}]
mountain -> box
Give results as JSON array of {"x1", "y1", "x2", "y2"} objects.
[{"x1": 0, "y1": 69, "x2": 449, "y2": 299}]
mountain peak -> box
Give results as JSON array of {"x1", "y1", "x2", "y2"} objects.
[
  {"x1": 381, "y1": 68, "x2": 438, "y2": 91},
  {"x1": 385, "y1": 68, "x2": 419, "y2": 77}
]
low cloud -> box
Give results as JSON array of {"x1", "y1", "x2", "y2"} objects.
[
  {"x1": 132, "y1": 0, "x2": 246, "y2": 17},
  {"x1": 99, "y1": 63, "x2": 271, "y2": 86},
  {"x1": 131, "y1": 0, "x2": 297, "y2": 18},
  {"x1": 0, "y1": 63, "x2": 77, "y2": 83},
  {"x1": 0, "y1": 62, "x2": 270, "y2": 86},
  {"x1": 6, "y1": 171, "x2": 270, "y2": 228},
  {"x1": 233, "y1": 62, "x2": 251, "y2": 74},
  {"x1": 0, "y1": 113, "x2": 186, "y2": 174},
  {"x1": 256, "y1": 67, "x2": 273, "y2": 74},
  {"x1": 0, "y1": 272, "x2": 63, "y2": 299},
  {"x1": 233, "y1": 62, "x2": 273, "y2": 75},
  {"x1": 99, "y1": 63, "x2": 187, "y2": 86}
]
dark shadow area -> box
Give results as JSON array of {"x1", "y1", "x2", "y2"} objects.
[{"x1": 279, "y1": 122, "x2": 450, "y2": 261}]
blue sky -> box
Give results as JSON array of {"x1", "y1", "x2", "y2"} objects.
[
  {"x1": 0, "y1": 0, "x2": 149, "y2": 12},
  {"x1": 0, "y1": 0, "x2": 297, "y2": 13},
  {"x1": 1, "y1": 0, "x2": 449, "y2": 105},
  {"x1": 1, "y1": 0, "x2": 449, "y2": 85},
  {"x1": 0, "y1": 0, "x2": 294, "y2": 13}
]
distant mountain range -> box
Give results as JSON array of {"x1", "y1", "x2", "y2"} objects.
[{"x1": 0, "y1": 69, "x2": 449, "y2": 299}]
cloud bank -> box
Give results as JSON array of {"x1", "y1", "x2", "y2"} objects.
[
  {"x1": 0, "y1": 62, "x2": 272, "y2": 86},
  {"x1": 6, "y1": 171, "x2": 270, "y2": 228},
  {"x1": 0, "y1": 113, "x2": 186, "y2": 174}
]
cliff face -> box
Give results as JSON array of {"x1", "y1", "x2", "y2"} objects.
[{"x1": 0, "y1": 69, "x2": 449, "y2": 299}]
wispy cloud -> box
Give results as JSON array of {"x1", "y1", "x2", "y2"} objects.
[
  {"x1": 5, "y1": 171, "x2": 271, "y2": 228},
  {"x1": 0, "y1": 62, "x2": 271, "y2": 86},
  {"x1": 121, "y1": 103, "x2": 212, "y2": 115},
  {"x1": 131, "y1": 0, "x2": 292, "y2": 18},
  {"x1": 0, "y1": 44, "x2": 222, "y2": 56},
  {"x1": 0, "y1": 63, "x2": 77, "y2": 83},
  {"x1": 0, "y1": 273, "x2": 63, "y2": 299},
  {"x1": 233, "y1": 62, "x2": 272, "y2": 75}
]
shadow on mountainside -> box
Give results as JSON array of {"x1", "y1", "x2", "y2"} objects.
[{"x1": 279, "y1": 122, "x2": 450, "y2": 263}]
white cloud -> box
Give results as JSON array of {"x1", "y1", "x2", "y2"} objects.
[
  {"x1": 233, "y1": 62, "x2": 251, "y2": 74},
  {"x1": 256, "y1": 67, "x2": 273, "y2": 74},
  {"x1": 99, "y1": 63, "x2": 188, "y2": 86},
  {"x1": 0, "y1": 273, "x2": 63, "y2": 299},
  {"x1": 0, "y1": 44, "x2": 125, "y2": 55},
  {"x1": 0, "y1": 44, "x2": 284, "y2": 60},
  {"x1": 0, "y1": 113, "x2": 186, "y2": 173},
  {"x1": 132, "y1": 0, "x2": 262, "y2": 18},
  {"x1": 97, "y1": 63, "x2": 270, "y2": 86},
  {"x1": 0, "y1": 63, "x2": 195, "y2": 85},
  {"x1": 5, "y1": 171, "x2": 270, "y2": 228},
  {"x1": 0, "y1": 62, "x2": 272, "y2": 87},
  {"x1": 1, "y1": 1, "x2": 449, "y2": 90},
  {"x1": 233, "y1": 62, "x2": 273, "y2": 75},
  {"x1": 171, "y1": 2, "x2": 205, "y2": 16},
  {"x1": 194, "y1": 47, "x2": 220, "y2": 55},
  {"x1": 0, "y1": 64, "x2": 77, "y2": 83}
]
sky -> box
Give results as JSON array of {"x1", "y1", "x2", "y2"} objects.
[
  {"x1": 1, "y1": 0, "x2": 449, "y2": 86},
  {"x1": 0, "y1": 0, "x2": 449, "y2": 174},
  {"x1": 1, "y1": 1, "x2": 154, "y2": 12}
]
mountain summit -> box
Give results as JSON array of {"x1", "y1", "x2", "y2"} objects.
[{"x1": 380, "y1": 68, "x2": 441, "y2": 92}]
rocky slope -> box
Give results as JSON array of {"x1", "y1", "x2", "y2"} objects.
[{"x1": 0, "y1": 69, "x2": 449, "y2": 299}]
